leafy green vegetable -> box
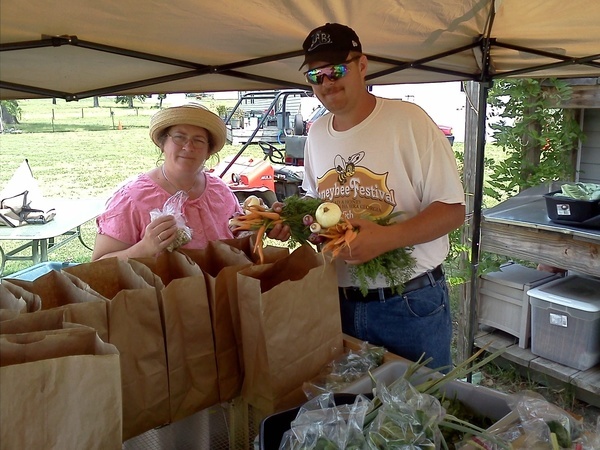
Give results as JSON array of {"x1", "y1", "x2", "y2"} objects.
[
  {"x1": 350, "y1": 212, "x2": 416, "y2": 296},
  {"x1": 547, "y1": 420, "x2": 571, "y2": 448},
  {"x1": 559, "y1": 182, "x2": 600, "y2": 201},
  {"x1": 280, "y1": 195, "x2": 324, "y2": 247},
  {"x1": 351, "y1": 247, "x2": 416, "y2": 296},
  {"x1": 313, "y1": 437, "x2": 339, "y2": 450},
  {"x1": 278, "y1": 197, "x2": 417, "y2": 295}
]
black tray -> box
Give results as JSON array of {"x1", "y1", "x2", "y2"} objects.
[
  {"x1": 550, "y1": 214, "x2": 600, "y2": 229},
  {"x1": 543, "y1": 191, "x2": 600, "y2": 228}
]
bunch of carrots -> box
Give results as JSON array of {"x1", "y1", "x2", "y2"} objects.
[{"x1": 229, "y1": 195, "x2": 356, "y2": 264}]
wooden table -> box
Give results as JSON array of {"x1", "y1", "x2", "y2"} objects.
[
  {"x1": 480, "y1": 183, "x2": 599, "y2": 277},
  {"x1": 0, "y1": 197, "x2": 106, "y2": 275}
]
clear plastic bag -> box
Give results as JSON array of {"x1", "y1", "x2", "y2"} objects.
[
  {"x1": 279, "y1": 393, "x2": 371, "y2": 450},
  {"x1": 458, "y1": 390, "x2": 597, "y2": 450},
  {"x1": 366, "y1": 378, "x2": 443, "y2": 449},
  {"x1": 149, "y1": 190, "x2": 192, "y2": 251},
  {"x1": 302, "y1": 342, "x2": 386, "y2": 399}
]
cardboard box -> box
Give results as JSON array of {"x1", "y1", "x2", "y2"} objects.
[
  {"x1": 528, "y1": 275, "x2": 600, "y2": 371},
  {"x1": 478, "y1": 263, "x2": 560, "y2": 348}
]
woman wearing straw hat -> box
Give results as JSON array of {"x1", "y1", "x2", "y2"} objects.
[{"x1": 92, "y1": 103, "x2": 243, "y2": 260}]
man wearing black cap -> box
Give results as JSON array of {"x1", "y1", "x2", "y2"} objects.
[{"x1": 300, "y1": 23, "x2": 466, "y2": 372}]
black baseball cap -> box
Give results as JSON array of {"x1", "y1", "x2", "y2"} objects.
[{"x1": 300, "y1": 23, "x2": 362, "y2": 69}]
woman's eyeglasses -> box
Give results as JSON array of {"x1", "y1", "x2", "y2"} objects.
[
  {"x1": 167, "y1": 133, "x2": 210, "y2": 149},
  {"x1": 304, "y1": 56, "x2": 361, "y2": 85}
]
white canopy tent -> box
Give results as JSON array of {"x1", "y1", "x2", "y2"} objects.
[
  {"x1": 2, "y1": 0, "x2": 600, "y2": 358},
  {"x1": 1, "y1": 0, "x2": 599, "y2": 99}
]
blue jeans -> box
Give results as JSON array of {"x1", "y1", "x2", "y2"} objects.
[{"x1": 339, "y1": 277, "x2": 453, "y2": 373}]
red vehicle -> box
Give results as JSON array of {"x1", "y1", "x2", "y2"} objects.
[{"x1": 437, "y1": 124, "x2": 455, "y2": 146}]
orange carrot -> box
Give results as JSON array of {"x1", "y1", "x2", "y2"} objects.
[
  {"x1": 232, "y1": 225, "x2": 253, "y2": 232},
  {"x1": 344, "y1": 228, "x2": 357, "y2": 243},
  {"x1": 254, "y1": 223, "x2": 267, "y2": 264},
  {"x1": 254, "y1": 210, "x2": 281, "y2": 221},
  {"x1": 253, "y1": 235, "x2": 264, "y2": 263},
  {"x1": 318, "y1": 220, "x2": 359, "y2": 260}
]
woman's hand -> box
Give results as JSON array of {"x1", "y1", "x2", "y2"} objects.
[
  {"x1": 266, "y1": 201, "x2": 291, "y2": 241},
  {"x1": 141, "y1": 214, "x2": 178, "y2": 254},
  {"x1": 92, "y1": 214, "x2": 178, "y2": 261}
]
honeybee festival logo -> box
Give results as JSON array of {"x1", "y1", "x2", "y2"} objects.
[{"x1": 317, "y1": 152, "x2": 396, "y2": 220}]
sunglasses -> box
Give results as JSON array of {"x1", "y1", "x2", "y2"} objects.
[{"x1": 304, "y1": 56, "x2": 361, "y2": 85}]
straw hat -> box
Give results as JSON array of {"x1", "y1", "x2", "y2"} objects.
[{"x1": 149, "y1": 103, "x2": 227, "y2": 153}]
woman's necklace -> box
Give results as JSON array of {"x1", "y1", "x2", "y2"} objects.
[{"x1": 161, "y1": 164, "x2": 198, "y2": 194}]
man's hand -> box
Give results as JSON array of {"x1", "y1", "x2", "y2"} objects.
[{"x1": 335, "y1": 218, "x2": 390, "y2": 264}]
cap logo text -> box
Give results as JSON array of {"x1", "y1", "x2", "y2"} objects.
[{"x1": 308, "y1": 31, "x2": 333, "y2": 52}]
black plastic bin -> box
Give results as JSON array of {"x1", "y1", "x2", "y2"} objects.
[{"x1": 543, "y1": 191, "x2": 600, "y2": 227}]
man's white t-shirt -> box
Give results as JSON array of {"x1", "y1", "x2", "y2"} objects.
[{"x1": 302, "y1": 97, "x2": 465, "y2": 288}]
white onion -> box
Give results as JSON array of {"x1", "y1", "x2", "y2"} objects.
[
  {"x1": 309, "y1": 222, "x2": 322, "y2": 233},
  {"x1": 243, "y1": 195, "x2": 261, "y2": 209},
  {"x1": 315, "y1": 202, "x2": 342, "y2": 228}
]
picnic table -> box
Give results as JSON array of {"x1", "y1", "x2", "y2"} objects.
[{"x1": 0, "y1": 197, "x2": 106, "y2": 276}]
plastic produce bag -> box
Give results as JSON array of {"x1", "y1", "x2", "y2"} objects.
[
  {"x1": 149, "y1": 190, "x2": 192, "y2": 251},
  {"x1": 459, "y1": 390, "x2": 599, "y2": 450},
  {"x1": 504, "y1": 391, "x2": 593, "y2": 449},
  {"x1": 279, "y1": 393, "x2": 371, "y2": 450},
  {"x1": 303, "y1": 342, "x2": 386, "y2": 399},
  {"x1": 366, "y1": 377, "x2": 444, "y2": 449}
]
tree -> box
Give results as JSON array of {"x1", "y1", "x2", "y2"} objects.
[
  {"x1": 486, "y1": 78, "x2": 583, "y2": 202},
  {"x1": 0, "y1": 100, "x2": 21, "y2": 132},
  {"x1": 157, "y1": 94, "x2": 166, "y2": 108},
  {"x1": 114, "y1": 95, "x2": 148, "y2": 108}
]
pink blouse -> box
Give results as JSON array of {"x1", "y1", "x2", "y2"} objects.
[{"x1": 97, "y1": 172, "x2": 242, "y2": 249}]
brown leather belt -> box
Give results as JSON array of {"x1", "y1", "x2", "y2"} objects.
[{"x1": 339, "y1": 264, "x2": 444, "y2": 302}]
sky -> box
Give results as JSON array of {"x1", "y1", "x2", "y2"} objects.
[{"x1": 371, "y1": 82, "x2": 468, "y2": 142}]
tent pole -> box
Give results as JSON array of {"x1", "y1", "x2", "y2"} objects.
[
  {"x1": 460, "y1": 0, "x2": 496, "y2": 375},
  {"x1": 464, "y1": 80, "x2": 491, "y2": 369}
]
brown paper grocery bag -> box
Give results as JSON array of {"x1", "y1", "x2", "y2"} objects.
[
  {"x1": 0, "y1": 283, "x2": 27, "y2": 321},
  {"x1": 0, "y1": 307, "x2": 67, "y2": 335},
  {"x1": 182, "y1": 240, "x2": 255, "y2": 403},
  {"x1": 65, "y1": 258, "x2": 169, "y2": 440},
  {"x1": 0, "y1": 323, "x2": 122, "y2": 449},
  {"x1": 4, "y1": 269, "x2": 109, "y2": 341},
  {"x1": 236, "y1": 244, "x2": 343, "y2": 414},
  {"x1": 0, "y1": 280, "x2": 41, "y2": 320},
  {"x1": 129, "y1": 252, "x2": 220, "y2": 422}
]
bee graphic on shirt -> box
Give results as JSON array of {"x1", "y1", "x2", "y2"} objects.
[{"x1": 334, "y1": 152, "x2": 365, "y2": 184}]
